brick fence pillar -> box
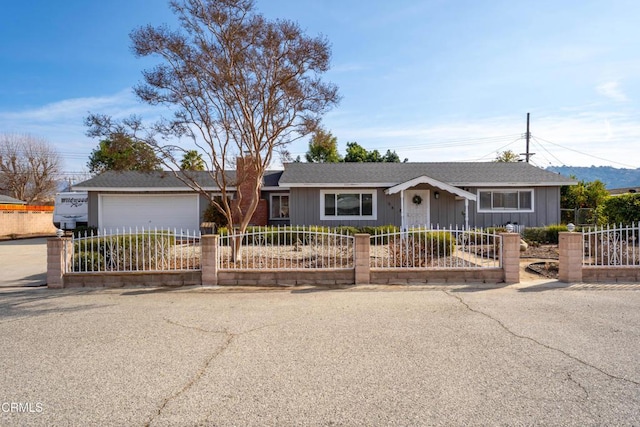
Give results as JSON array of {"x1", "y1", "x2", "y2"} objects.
[
  {"x1": 201, "y1": 234, "x2": 219, "y2": 286},
  {"x1": 47, "y1": 237, "x2": 72, "y2": 289},
  {"x1": 501, "y1": 233, "x2": 520, "y2": 284},
  {"x1": 354, "y1": 234, "x2": 370, "y2": 285},
  {"x1": 559, "y1": 231, "x2": 583, "y2": 283}
]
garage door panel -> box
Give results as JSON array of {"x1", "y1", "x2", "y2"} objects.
[{"x1": 100, "y1": 194, "x2": 199, "y2": 232}]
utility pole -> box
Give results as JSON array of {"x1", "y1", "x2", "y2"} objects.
[{"x1": 521, "y1": 112, "x2": 534, "y2": 163}]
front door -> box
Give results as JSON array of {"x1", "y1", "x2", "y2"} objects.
[{"x1": 404, "y1": 189, "x2": 430, "y2": 228}]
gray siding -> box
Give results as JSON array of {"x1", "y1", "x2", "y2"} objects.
[
  {"x1": 290, "y1": 188, "x2": 400, "y2": 227},
  {"x1": 469, "y1": 186, "x2": 561, "y2": 228},
  {"x1": 88, "y1": 191, "x2": 99, "y2": 228},
  {"x1": 291, "y1": 186, "x2": 561, "y2": 228}
]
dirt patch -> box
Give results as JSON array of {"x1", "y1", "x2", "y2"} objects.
[
  {"x1": 519, "y1": 244, "x2": 559, "y2": 280},
  {"x1": 526, "y1": 261, "x2": 559, "y2": 279},
  {"x1": 521, "y1": 244, "x2": 559, "y2": 260}
]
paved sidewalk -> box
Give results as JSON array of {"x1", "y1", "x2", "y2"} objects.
[{"x1": 1, "y1": 285, "x2": 639, "y2": 426}]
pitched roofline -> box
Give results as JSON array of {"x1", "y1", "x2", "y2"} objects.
[
  {"x1": 385, "y1": 176, "x2": 477, "y2": 201},
  {"x1": 450, "y1": 181, "x2": 577, "y2": 187},
  {"x1": 72, "y1": 186, "x2": 232, "y2": 192},
  {"x1": 282, "y1": 182, "x2": 398, "y2": 188}
]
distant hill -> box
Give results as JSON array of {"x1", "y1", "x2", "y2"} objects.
[{"x1": 546, "y1": 166, "x2": 640, "y2": 190}]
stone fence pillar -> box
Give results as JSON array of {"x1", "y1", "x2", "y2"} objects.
[
  {"x1": 501, "y1": 233, "x2": 520, "y2": 284},
  {"x1": 559, "y1": 232, "x2": 583, "y2": 283},
  {"x1": 201, "y1": 235, "x2": 219, "y2": 286},
  {"x1": 354, "y1": 234, "x2": 370, "y2": 285},
  {"x1": 47, "y1": 237, "x2": 72, "y2": 289}
]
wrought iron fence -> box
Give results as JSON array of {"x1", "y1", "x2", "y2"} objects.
[
  {"x1": 370, "y1": 226, "x2": 502, "y2": 269},
  {"x1": 67, "y1": 228, "x2": 201, "y2": 273},
  {"x1": 583, "y1": 223, "x2": 640, "y2": 267},
  {"x1": 218, "y1": 226, "x2": 354, "y2": 270}
]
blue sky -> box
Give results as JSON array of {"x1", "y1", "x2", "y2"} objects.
[{"x1": 1, "y1": 0, "x2": 640, "y2": 175}]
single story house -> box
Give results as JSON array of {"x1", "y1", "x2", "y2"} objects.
[
  {"x1": 73, "y1": 162, "x2": 575, "y2": 231},
  {"x1": 0, "y1": 195, "x2": 27, "y2": 206}
]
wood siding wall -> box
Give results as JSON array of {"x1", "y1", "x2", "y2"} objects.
[
  {"x1": 468, "y1": 186, "x2": 561, "y2": 228},
  {"x1": 290, "y1": 186, "x2": 561, "y2": 228}
]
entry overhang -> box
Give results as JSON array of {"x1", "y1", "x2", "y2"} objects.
[{"x1": 385, "y1": 176, "x2": 477, "y2": 201}]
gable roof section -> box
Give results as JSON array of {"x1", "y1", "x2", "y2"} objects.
[
  {"x1": 385, "y1": 176, "x2": 477, "y2": 201},
  {"x1": 279, "y1": 162, "x2": 576, "y2": 187},
  {"x1": 73, "y1": 170, "x2": 283, "y2": 192},
  {"x1": 0, "y1": 194, "x2": 26, "y2": 205}
]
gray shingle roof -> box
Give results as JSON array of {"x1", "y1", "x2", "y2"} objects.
[
  {"x1": 73, "y1": 163, "x2": 574, "y2": 191},
  {"x1": 279, "y1": 162, "x2": 576, "y2": 186},
  {"x1": 0, "y1": 194, "x2": 26, "y2": 204},
  {"x1": 73, "y1": 170, "x2": 283, "y2": 190}
]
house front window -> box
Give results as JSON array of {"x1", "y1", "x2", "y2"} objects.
[
  {"x1": 320, "y1": 190, "x2": 377, "y2": 220},
  {"x1": 270, "y1": 194, "x2": 289, "y2": 219},
  {"x1": 478, "y1": 189, "x2": 534, "y2": 212}
]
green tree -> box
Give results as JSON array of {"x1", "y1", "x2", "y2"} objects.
[
  {"x1": 180, "y1": 150, "x2": 206, "y2": 171},
  {"x1": 595, "y1": 193, "x2": 640, "y2": 225},
  {"x1": 343, "y1": 142, "x2": 401, "y2": 162},
  {"x1": 87, "y1": 133, "x2": 160, "y2": 174},
  {"x1": 561, "y1": 177, "x2": 608, "y2": 224},
  {"x1": 305, "y1": 129, "x2": 341, "y2": 163},
  {"x1": 494, "y1": 150, "x2": 520, "y2": 162},
  {"x1": 85, "y1": 0, "x2": 339, "y2": 249}
]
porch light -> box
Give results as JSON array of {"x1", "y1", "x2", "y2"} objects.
[
  {"x1": 567, "y1": 223, "x2": 575, "y2": 232},
  {"x1": 434, "y1": 191, "x2": 439, "y2": 199}
]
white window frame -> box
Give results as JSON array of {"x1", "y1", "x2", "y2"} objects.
[
  {"x1": 320, "y1": 189, "x2": 377, "y2": 221},
  {"x1": 477, "y1": 188, "x2": 534, "y2": 213},
  {"x1": 269, "y1": 193, "x2": 290, "y2": 220}
]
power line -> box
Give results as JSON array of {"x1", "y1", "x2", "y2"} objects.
[{"x1": 533, "y1": 135, "x2": 638, "y2": 169}]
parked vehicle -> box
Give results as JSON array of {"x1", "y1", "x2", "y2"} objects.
[{"x1": 53, "y1": 192, "x2": 88, "y2": 230}]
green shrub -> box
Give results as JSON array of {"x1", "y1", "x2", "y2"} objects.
[
  {"x1": 407, "y1": 230, "x2": 454, "y2": 257},
  {"x1": 595, "y1": 193, "x2": 640, "y2": 225},
  {"x1": 73, "y1": 252, "x2": 104, "y2": 272},
  {"x1": 73, "y1": 232, "x2": 175, "y2": 271},
  {"x1": 73, "y1": 226, "x2": 98, "y2": 238},
  {"x1": 523, "y1": 225, "x2": 568, "y2": 244}
]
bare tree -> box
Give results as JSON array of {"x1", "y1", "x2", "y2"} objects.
[
  {"x1": 86, "y1": 0, "x2": 339, "y2": 241},
  {"x1": 0, "y1": 134, "x2": 62, "y2": 204},
  {"x1": 494, "y1": 150, "x2": 521, "y2": 162}
]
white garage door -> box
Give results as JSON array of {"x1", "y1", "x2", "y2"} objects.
[{"x1": 99, "y1": 194, "x2": 199, "y2": 232}]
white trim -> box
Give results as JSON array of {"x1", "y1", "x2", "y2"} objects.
[
  {"x1": 320, "y1": 189, "x2": 377, "y2": 221},
  {"x1": 476, "y1": 188, "x2": 535, "y2": 213},
  {"x1": 385, "y1": 175, "x2": 477, "y2": 201},
  {"x1": 283, "y1": 182, "x2": 397, "y2": 188},
  {"x1": 75, "y1": 186, "x2": 232, "y2": 192},
  {"x1": 450, "y1": 181, "x2": 576, "y2": 187},
  {"x1": 269, "y1": 193, "x2": 290, "y2": 220}
]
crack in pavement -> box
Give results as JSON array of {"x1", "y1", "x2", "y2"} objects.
[
  {"x1": 144, "y1": 318, "x2": 279, "y2": 427},
  {"x1": 567, "y1": 372, "x2": 589, "y2": 399},
  {"x1": 444, "y1": 291, "x2": 640, "y2": 387}
]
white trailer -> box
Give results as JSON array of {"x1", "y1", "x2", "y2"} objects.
[{"x1": 53, "y1": 192, "x2": 88, "y2": 230}]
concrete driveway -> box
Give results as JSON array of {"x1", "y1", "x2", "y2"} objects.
[
  {"x1": 0, "y1": 238, "x2": 48, "y2": 287},
  {"x1": 1, "y1": 285, "x2": 639, "y2": 426}
]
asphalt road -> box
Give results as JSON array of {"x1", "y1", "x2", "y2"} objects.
[
  {"x1": 0, "y1": 238, "x2": 48, "y2": 287},
  {"x1": 1, "y1": 285, "x2": 639, "y2": 426}
]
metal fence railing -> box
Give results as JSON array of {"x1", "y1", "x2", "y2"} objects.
[
  {"x1": 218, "y1": 226, "x2": 354, "y2": 270},
  {"x1": 583, "y1": 223, "x2": 640, "y2": 267},
  {"x1": 370, "y1": 226, "x2": 502, "y2": 269},
  {"x1": 67, "y1": 228, "x2": 201, "y2": 273}
]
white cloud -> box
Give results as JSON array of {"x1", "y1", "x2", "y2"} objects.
[
  {"x1": 0, "y1": 90, "x2": 166, "y2": 171},
  {"x1": 596, "y1": 81, "x2": 628, "y2": 102},
  {"x1": 309, "y1": 110, "x2": 640, "y2": 169}
]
